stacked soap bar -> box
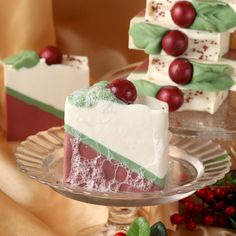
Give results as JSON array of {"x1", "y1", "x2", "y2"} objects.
[
  {"x1": 4, "y1": 46, "x2": 89, "y2": 141},
  {"x1": 128, "y1": 0, "x2": 236, "y2": 114},
  {"x1": 64, "y1": 80, "x2": 169, "y2": 192}
]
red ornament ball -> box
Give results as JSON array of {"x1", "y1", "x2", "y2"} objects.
[
  {"x1": 156, "y1": 86, "x2": 184, "y2": 112},
  {"x1": 162, "y1": 30, "x2": 188, "y2": 56},
  {"x1": 186, "y1": 220, "x2": 197, "y2": 231},
  {"x1": 225, "y1": 206, "x2": 236, "y2": 216},
  {"x1": 213, "y1": 187, "x2": 229, "y2": 199},
  {"x1": 171, "y1": 213, "x2": 184, "y2": 225},
  {"x1": 204, "y1": 215, "x2": 216, "y2": 226},
  {"x1": 108, "y1": 79, "x2": 137, "y2": 104},
  {"x1": 39, "y1": 46, "x2": 63, "y2": 65},
  {"x1": 114, "y1": 232, "x2": 126, "y2": 236},
  {"x1": 195, "y1": 187, "x2": 208, "y2": 199},
  {"x1": 204, "y1": 190, "x2": 214, "y2": 203},
  {"x1": 169, "y1": 58, "x2": 193, "y2": 85},
  {"x1": 171, "y1": 1, "x2": 197, "y2": 28}
]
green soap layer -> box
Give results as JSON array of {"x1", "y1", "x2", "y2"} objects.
[
  {"x1": 65, "y1": 124, "x2": 166, "y2": 187},
  {"x1": 6, "y1": 87, "x2": 64, "y2": 119}
]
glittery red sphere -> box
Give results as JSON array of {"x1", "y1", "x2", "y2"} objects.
[
  {"x1": 108, "y1": 79, "x2": 137, "y2": 104},
  {"x1": 162, "y1": 30, "x2": 188, "y2": 56},
  {"x1": 171, "y1": 213, "x2": 185, "y2": 225},
  {"x1": 156, "y1": 86, "x2": 184, "y2": 112},
  {"x1": 204, "y1": 215, "x2": 216, "y2": 226},
  {"x1": 171, "y1": 1, "x2": 197, "y2": 28},
  {"x1": 39, "y1": 46, "x2": 63, "y2": 65},
  {"x1": 186, "y1": 220, "x2": 197, "y2": 231},
  {"x1": 169, "y1": 58, "x2": 193, "y2": 85},
  {"x1": 225, "y1": 206, "x2": 236, "y2": 216}
]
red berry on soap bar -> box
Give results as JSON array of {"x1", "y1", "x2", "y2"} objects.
[
  {"x1": 40, "y1": 46, "x2": 63, "y2": 65},
  {"x1": 169, "y1": 58, "x2": 193, "y2": 85},
  {"x1": 114, "y1": 232, "x2": 126, "y2": 236},
  {"x1": 171, "y1": 1, "x2": 197, "y2": 28},
  {"x1": 162, "y1": 30, "x2": 188, "y2": 56},
  {"x1": 108, "y1": 79, "x2": 137, "y2": 104},
  {"x1": 156, "y1": 86, "x2": 184, "y2": 112}
]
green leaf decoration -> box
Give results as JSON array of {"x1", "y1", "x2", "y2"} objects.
[
  {"x1": 150, "y1": 221, "x2": 168, "y2": 236},
  {"x1": 4, "y1": 50, "x2": 40, "y2": 70},
  {"x1": 191, "y1": 0, "x2": 236, "y2": 32},
  {"x1": 129, "y1": 23, "x2": 168, "y2": 55},
  {"x1": 132, "y1": 80, "x2": 161, "y2": 98},
  {"x1": 229, "y1": 217, "x2": 236, "y2": 229},
  {"x1": 127, "y1": 217, "x2": 150, "y2": 236},
  {"x1": 184, "y1": 62, "x2": 235, "y2": 91}
]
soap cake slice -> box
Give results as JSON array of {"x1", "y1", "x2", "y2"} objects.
[
  {"x1": 3, "y1": 47, "x2": 89, "y2": 140},
  {"x1": 64, "y1": 80, "x2": 169, "y2": 192}
]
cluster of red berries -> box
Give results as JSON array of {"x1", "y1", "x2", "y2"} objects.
[{"x1": 171, "y1": 186, "x2": 236, "y2": 231}]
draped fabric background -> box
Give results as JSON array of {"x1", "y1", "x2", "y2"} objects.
[{"x1": 0, "y1": 1, "x2": 236, "y2": 235}]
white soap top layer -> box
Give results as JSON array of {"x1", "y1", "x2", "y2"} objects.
[
  {"x1": 4, "y1": 55, "x2": 90, "y2": 111},
  {"x1": 129, "y1": 16, "x2": 230, "y2": 61},
  {"x1": 65, "y1": 97, "x2": 169, "y2": 178},
  {"x1": 145, "y1": 0, "x2": 236, "y2": 33},
  {"x1": 128, "y1": 72, "x2": 228, "y2": 114},
  {"x1": 148, "y1": 55, "x2": 236, "y2": 91}
]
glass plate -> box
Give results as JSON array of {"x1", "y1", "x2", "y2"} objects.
[
  {"x1": 15, "y1": 127, "x2": 231, "y2": 206},
  {"x1": 101, "y1": 63, "x2": 236, "y2": 140}
]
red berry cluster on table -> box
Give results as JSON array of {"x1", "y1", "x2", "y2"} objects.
[
  {"x1": 171, "y1": 170, "x2": 236, "y2": 231},
  {"x1": 128, "y1": 0, "x2": 236, "y2": 113}
]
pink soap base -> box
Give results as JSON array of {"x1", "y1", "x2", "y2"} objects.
[{"x1": 63, "y1": 133, "x2": 161, "y2": 193}]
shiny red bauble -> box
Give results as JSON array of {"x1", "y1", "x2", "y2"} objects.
[
  {"x1": 39, "y1": 46, "x2": 63, "y2": 65},
  {"x1": 171, "y1": 1, "x2": 197, "y2": 28},
  {"x1": 156, "y1": 86, "x2": 184, "y2": 112},
  {"x1": 186, "y1": 220, "x2": 197, "y2": 231},
  {"x1": 108, "y1": 79, "x2": 137, "y2": 104},
  {"x1": 171, "y1": 213, "x2": 184, "y2": 225},
  {"x1": 204, "y1": 215, "x2": 216, "y2": 226},
  {"x1": 169, "y1": 58, "x2": 193, "y2": 85},
  {"x1": 195, "y1": 187, "x2": 208, "y2": 199},
  {"x1": 225, "y1": 206, "x2": 236, "y2": 216},
  {"x1": 162, "y1": 30, "x2": 188, "y2": 56}
]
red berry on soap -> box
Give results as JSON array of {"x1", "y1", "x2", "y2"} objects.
[
  {"x1": 171, "y1": 213, "x2": 184, "y2": 225},
  {"x1": 169, "y1": 58, "x2": 193, "y2": 85},
  {"x1": 162, "y1": 30, "x2": 188, "y2": 56},
  {"x1": 39, "y1": 46, "x2": 63, "y2": 65},
  {"x1": 108, "y1": 79, "x2": 137, "y2": 104},
  {"x1": 114, "y1": 232, "x2": 126, "y2": 236},
  {"x1": 156, "y1": 86, "x2": 184, "y2": 111},
  {"x1": 171, "y1": 1, "x2": 197, "y2": 28}
]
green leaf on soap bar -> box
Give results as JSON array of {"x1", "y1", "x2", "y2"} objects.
[
  {"x1": 4, "y1": 50, "x2": 40, "y2": 70},
  {"x1": 127, "y1": 217, "x2": 150, "y2": 236},
  {"x1": 129, "y1": 22, "x2": 168, "y2": 55},
  {"x1": 191, "y1": 0, "x2": 236, "y2": 32},
  {"x1": 150, "y1": 221, "x2": 168, "y2": 236},
  {"x1": 132, "y1": 80, "x2": 161, "y2": 98},
  {"x1": 184, "y1": 62, "x2": 235, "y2": 91}
]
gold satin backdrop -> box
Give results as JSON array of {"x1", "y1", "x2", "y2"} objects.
[{"x1": 0, "y1": 1, "x2": 236, "y2": 235}]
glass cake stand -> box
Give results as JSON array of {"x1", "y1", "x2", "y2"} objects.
[
  {"x1": 15, "y1": 127, "x2": 231, "y2": 235},
  {"x1": 101, "y1": 63, "x2": 236, "y2": 162}
]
